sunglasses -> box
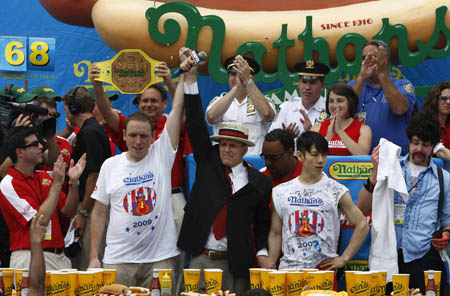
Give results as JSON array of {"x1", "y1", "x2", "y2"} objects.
[
  {"x1": 439, "y1": 96, "x2": 450, "y2": 102},
  {"x1": 260, "y1": 151, "x2": 286, "y2": 161},
  {"x1": 19, "y1": 140, "x2": 41, "y2": 149}
]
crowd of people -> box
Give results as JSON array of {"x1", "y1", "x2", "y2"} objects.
[{"x1": 0, "y1": 40, "x2": 448, "y2": 296}]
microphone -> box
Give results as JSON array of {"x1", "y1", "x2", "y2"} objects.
[
  {"x1": 5, "y1": 101, "x2": 49, "y2": 115},
  {"x1": 173, "y1": 50, "x2": 207, "y2": 77}
]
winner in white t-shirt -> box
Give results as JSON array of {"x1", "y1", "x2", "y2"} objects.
[{"x1": 268, "y1": 131, "x2": 368, "y2": 271}]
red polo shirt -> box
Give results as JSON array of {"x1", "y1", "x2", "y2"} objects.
[
  {"x1": 0, "y1": 167, "x2": 67, "y2": 250},
  {"x1": 105, "y1": 114, "x2": 192, "y2": 188},
  {"x1": 262, "y1": 160, "x2": 303, "y2": 187}
]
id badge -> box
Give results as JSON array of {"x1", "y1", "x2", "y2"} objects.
[
  {"x1": 355, "y1": 112, "x2": 366, "y2": 124},
  {"x1": 394, "y1": 204, "x2": 406, "y2": 225},
  {"x1": 44, "y1": 220, "x2": 52, "y2": 240}
]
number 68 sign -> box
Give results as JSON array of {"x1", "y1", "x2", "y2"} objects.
[{"x1": 0, "y1": 36, "x2": 55, "y2": 72}]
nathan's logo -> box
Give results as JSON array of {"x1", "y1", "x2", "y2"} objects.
[
  {"x1": 350, "y1": 281, "x2": 369, "y2": 295},
  {"x1": 123, "y1": 187, "x2": 157, "y2": 216},
  {"x1": 250, "y1": 282, "x2": 261, "y2": 289},
  {"x1": 205, "y1": 278, "x2": 219, "y2": 290},
  {"x1": 287, "y1": 195, "x2": 324, "y2": 207},
  {"x1": 328, "y1": 161, "x2": 373, "y2": 180},
  {"x1": 289, "y1": 210, "x2": 324, "y2": 237},
  {"x1": 115, "y1": 68, "x2": 145, "y2": 77},
  {"x1": 287, "y1": 279, "x2": 305, "y2": 294},
  {"x1": 311, "y1": 278, "x2": 333, "y2": 290},
  {"x1": 393, "y1": 282, "x2": 407, "y2": 294},
  {"x1": 78, "y1": 282, "x2": 94, "y2": 295},
  {"x1": 184, "y1": 283, "x2": 199, "y2": 292},
  {"x1": 51, "y1": 281, "x2": 71, "y2": 295},
  {"x1": 269, "y1": 283, "x2": 285, "y2": 296}
]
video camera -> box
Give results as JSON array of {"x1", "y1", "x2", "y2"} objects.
[{"x1": 0, "y1": 93, "x2": 56, "y2": 139}]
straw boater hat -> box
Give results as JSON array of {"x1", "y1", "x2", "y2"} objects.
[{"x1": 210, "y1": 122, "x2": 255, "y2": 147}]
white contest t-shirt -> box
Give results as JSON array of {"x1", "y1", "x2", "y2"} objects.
[
  {"x1": 272, "y1": 175, "x2": 348, "y2": 270},
  {"x1": 92, "y1": 128, "x2": 180, "y2": 264}
]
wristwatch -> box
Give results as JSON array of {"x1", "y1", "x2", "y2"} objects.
[
  {"x1": 78, "y1": 209, "x2": 89, "y2": 218},
  {"x1": 364, "y1": 177, "x2": 375, "y2": 193}
]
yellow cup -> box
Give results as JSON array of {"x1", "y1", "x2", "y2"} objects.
[
  {"x1": 305, "y1": 271, "x2": 324, "y2": 290},
  {"x1": 370, "y1": 270, "x2": 386, "y2": 296},
  {"x1": 2, "y1": 269, "x2": 15, "y2": 296},
  {"x1": 64, "y1": 272, "x2": 78, "y2": 296},
  {"x1": 103, "y1": 269, "x2": 117, "y2": 286},
  {"x1": 424, "y1": 270, "x2": 441, "y2": 296},
  {"x1": 183, "y1": 269, "x2": 200, "y2": 293},
  {"x1": 260, "y1": 269, "x2": 273, "y2": 291},
  {"x1": 269, "y1": 271, "x2": 286, "y2": 296},
  {"x1": 392, "y1": 274, "x2": 409, "y2": 296},
  {"x1": 204, "y1": 269, "x2": 222, "y2": 295},
  {"x1": 91, "y1": 270, "x2": 103, "y2": 295},
  {"x1": 322, "y1": 271, "x2": 335, "y2": 291},
  {"x1": 249, "y1": 268, "x2": 263, "y2": 289},
  {"x1": 286, "y1": 271, "x2": 305, "y2": 296},
  {"x1": 77, "y1": 271, "x2": 95, "y2": 296},
  {"x1": 14, "y1": 269, "x2": 23, "y2": 296},
  {"x1": 48, "y1": 271, "x2": 70, "y2": 296},
  {"x1": 345, "y1": 271, "x2": 356, "y2": 296},
  {"x1": 45, "y1": 271, "x2": 52, "y2": 296},
  {"x1": 352, "y1": 272, "x2": 371, "y2": 296}
]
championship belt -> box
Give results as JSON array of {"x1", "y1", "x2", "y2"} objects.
[{"x1": 94, "y1": 49, "x2": 163, "y2": 94}]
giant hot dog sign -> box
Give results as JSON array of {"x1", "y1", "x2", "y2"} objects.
[{"x1": 41, "y1": 0, "x2": 450, "y2": 87}]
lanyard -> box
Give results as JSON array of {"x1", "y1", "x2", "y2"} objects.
[{"x1": 360, "y1": 84, "x2": 383, "y2": 113}]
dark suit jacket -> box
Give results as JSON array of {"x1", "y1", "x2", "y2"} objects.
[{"x1": 177, "y1": 93, "x2": 272, "y2": 277}]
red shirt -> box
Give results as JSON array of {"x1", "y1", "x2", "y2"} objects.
[
  {"x1": 440, "y1": 121, "x2": 450, "y2": 149},
  {"x1": 0, "y1": 168, "x2": 67, "y2": 250},
  {"x1": 318, "y1": 118, "x2": 362, "y2": 156},
  {"x1": 106, "y1": 114, "x2": 192, "y2": 188}
]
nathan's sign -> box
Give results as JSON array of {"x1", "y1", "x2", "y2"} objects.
[
  {"x1": 94, "y1": 49, "x2": 163, "y2": 94},
  {"x1": 328, "y1": 161, "x2": 373, "y2": 180},
  {"x1": 91, "y1": 0, "x2": 450, "y2": 86}
]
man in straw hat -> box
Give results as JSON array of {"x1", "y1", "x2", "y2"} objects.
[
  {"x1": 206, "y1": 55, "x2": 276, "y2": 155},
  {"x1": 177, "y1": 49, "x2": 272, "y2": 296},
  {"x1": 270, "y1": 60, "x2": 330, "y2": 138}
]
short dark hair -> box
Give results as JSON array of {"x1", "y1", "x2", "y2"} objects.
[
  {"x1": 264, "y1": 129, "x2": 295, "y2": 151},
  {"x1": 36, "y1": 96, "x2": 57, "y2": 109},
  {"x1": 243, "y1": 289, "x2": 272, "y2": 296},
  {"x1": 7, "y1": 126, "x2": 38, "y2": 163},
  {"x1": 363, "y1": 40, "x2": 390, "y2": 57},
  {"x1": 124, "y1": 111, "x2": 155, "y2": 134},
  {"x1": 133, "y1": 83, "x2": 168, "y2": 105},
  {"x1": 326, "y1": 83, "x2": 359, "y2": 118},
  {"x1": 405, "y1": 111, "x2": 441, "y2": 145},
  {"x1": 63, "y1": 86, "x2": 95, "y2": 113},
  {"x1": 296, "y1": 131, "x2": 329, "y2": 154}
]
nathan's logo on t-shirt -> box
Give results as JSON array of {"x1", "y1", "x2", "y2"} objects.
[
  {"x1": 123, "y1": 171, "x2": 154, "y2": 185},
  {"x1": 123, "y1": 187, "x2": 156, "y2": 216},
  {"x1": 289, "y1": 210, "x2": 324, "y2": 237},
  {"x1": 287, "y1": 195, "x2": 324, "y2": 207}
]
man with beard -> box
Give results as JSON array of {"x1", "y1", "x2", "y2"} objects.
[{"x1": 358, "y1": 111, "x2": 450, "y2": 294}]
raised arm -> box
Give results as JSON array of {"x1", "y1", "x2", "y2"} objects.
[
  {"x1": 357, "y1": 145, "x2": 379, "y2": 214},
  {"x1": 206, "y1": 88, "x2": 239, "y2": 124},
  {"x1": 89, "y1": 64, "x2": 120, "y2": 132},
  {"x1": 29, "y1": 215, "x2": 46, "y2": 296},
  {"x1": 335, "y1": 122, "x2": 372, "y2": 155}
]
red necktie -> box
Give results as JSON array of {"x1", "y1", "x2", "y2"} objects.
[{"x1": 213, "y1": 167, "x2": 232, "y2": 240}]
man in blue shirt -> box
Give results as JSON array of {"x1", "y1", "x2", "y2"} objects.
[
  {"x1": 349, "y1": 40, "x2": 415, "y2": 155},
  {"x1": 358, "y1": 111, "x2": 450, "y2": 294}
]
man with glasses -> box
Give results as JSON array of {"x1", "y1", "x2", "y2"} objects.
[
  {"x1": 357, "y1": 111, "x2": 450, "y2": 294},
  {"x1": 349, "y1": 40, "x2": 415, "y2": 155},
  {"x1": 0, "y1": 126, "x2": 86, "y2": 269},
  {"x1": 260, "y1": 129, "x2": 302, "y2": 188}
]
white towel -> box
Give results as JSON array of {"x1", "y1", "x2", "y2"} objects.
[{"x1": 369, "y1": 138, "x2": 408, "y2": 282}]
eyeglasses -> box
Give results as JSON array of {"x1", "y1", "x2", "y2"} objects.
[
  {"x1": 439, "y1": 96, "x2": 450, "y2": 102},
  {"x1": 19, "y1": 140, "x2": 40, "y2": 149},
  {"x1": 260, "y1": 151, "x2": 286, "y2": 161}
]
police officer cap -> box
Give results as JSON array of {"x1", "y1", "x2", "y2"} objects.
[
  {"x1": 224, "y1": 55, "x2": 260, "y2": 74},
  {"x1": 294, "y1": 60, "x2": 330, "y2": 80}
]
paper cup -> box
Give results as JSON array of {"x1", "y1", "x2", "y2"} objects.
[
  {"x1": 204, "y1": 269, "x2": 223, "y2": 295},
  {"x1": 345, "y1": 271, "x2": 356, "y2": 296},
  {"x1": 352, "y1": 272, "x2": 371, "y2": 296},
  {"x1": 64, "y1": 271, "x2": 78, "y2": 296},
  {"x1": 77, "y1": 271, "x2": 95, "y2": 296},
  {"x1": 48, "y1": 271, "x2": 70, "y2": 296},
  {"x1": 424, "y1": 270, "x2": 441, "y2": 296},
  {"x1": 14, "y1": 269, "x2": 23, "y2": 296},
  {"x1": 103, "y1": 269, "x2": 117, "y2": 285},
  {"x1": 183, "y1": 269, "x2": 200, "y2": 293},
  {"x1": 286, "y1": 271, "x2": 305, "y2": 296},
  {"x1": 392, "y1": 274, "x2": 409, "y2": 296},
  {"x1": 2, "y1": 269, "x2": 15, "y2": 296},
  {"x1": 249, "y1": 268, "x2": 263, "y2": 289},
  {"x1": 260, "y1": 269, "x2": 274, "y2": 291},
  {"x1": 45, "y1": 271, "x2": 52, "y2": 296},
  {"x1": 305, "y1": 271, "x2": 324, "y2": 290},
  {"x1": 269, "y1": 271, "x2": 286, "y2": 296},
  {"x1": 322, "y1": 271, "x2": 334, "y2": 290},
  {"x1": 371, "y1": 270, "x2": 386, "y2": 296}
]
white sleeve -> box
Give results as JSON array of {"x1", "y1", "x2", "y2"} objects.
[{"x1": 91, "y1": 160, "x2": 110, "y2": 206}]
